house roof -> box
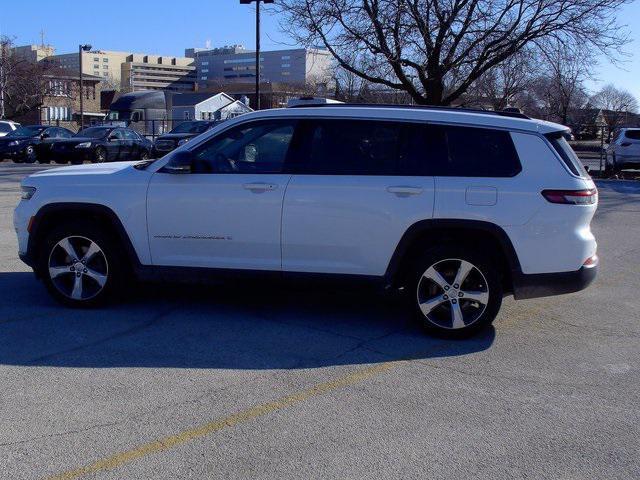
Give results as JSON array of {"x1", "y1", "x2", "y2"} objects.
[{"x1": 171, "y1": 92, "x2": 234, "y2": 107}]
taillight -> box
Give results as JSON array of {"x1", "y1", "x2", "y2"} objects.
[{"x1": 541, "y1": 188, "x2": 597, "y2": 205}]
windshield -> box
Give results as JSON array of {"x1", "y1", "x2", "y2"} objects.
[
  {"x1": 75, "y1": 127, "x2": 111, "y2": 139},
  {"x1": 7, "y1": 126, "x2": 45, "y2": 138},
  {"x1": 170, "y1": 121, "x2": 211, "y2": 134},
  {"x1": 106, "y1": 111, "x2": 131, "y2": 121}
]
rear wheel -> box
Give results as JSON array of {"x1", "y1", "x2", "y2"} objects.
[
  {"x1": 38, "y1": 221, "x2": 125, "y2": 307},
  {"x1": 93, "y1": 147, "x2": 107, "y2": 163},
  {"x1": 411, "y1": 246, "x2": 502, "y2": 337},
  {"x1": 24, "y1": 145, "x2": 37, "y2": 163}
]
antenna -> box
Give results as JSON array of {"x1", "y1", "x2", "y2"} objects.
[{"x1": 40, "y1": 29, "x2": 45, "y2": 47}]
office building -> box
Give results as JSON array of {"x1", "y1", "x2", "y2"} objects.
[
  {"x1": 49, "y1": 50, "x2": 196, "y2": 92},
  {"x1": 188, "y1": 45, "x2": 333, "y2": 89}
]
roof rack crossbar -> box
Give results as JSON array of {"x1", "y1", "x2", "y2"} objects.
[{"x1": 287, "y1": 102, "x2": 530, "y2": 119}]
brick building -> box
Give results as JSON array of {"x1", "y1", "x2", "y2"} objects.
[{"x1": 13, "y1": 73, "x2": 103, "y2": 131}]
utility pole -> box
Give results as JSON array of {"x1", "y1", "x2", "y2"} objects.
[
  {"x1": 239, "y1": 0, "x2": 274, "y2": 110},
  {"x1": 78, "y1": 44, "x2": 92, "y2": 130}
]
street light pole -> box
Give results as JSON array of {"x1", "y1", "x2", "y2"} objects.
[
  {"x1": 78, "y1": 44, "x2": 92, "y2": 131},
  {"x1": 240, "y1": 0, "x2": 273, "y2": 110}
]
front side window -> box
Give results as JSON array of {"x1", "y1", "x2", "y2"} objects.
[
  {"x1": 192, "y1": 121, "x2": 296, "y2": 174},
  {"x1": 303, "y1": 120, "x2": 401, "y2": 175},
  {"x1": 0, "y1": 123, "x2": 12, "y2": 133}
]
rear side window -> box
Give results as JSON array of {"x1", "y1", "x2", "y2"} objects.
[
  {"x1": 303, "y1": 120, "x2": 401, "y2": 175},
  {"x1": 545, "y1": 132, "x2": 588, "y2": 177},
  {"x1": 0, "y1": 123, "x2": 13, "y2": 133},
  {"x1": 439, "y1": 125, "x2": 521, "y2": 177},
  {"x1": 625, "y1": 130, "x2": 640, "y2": 140}
]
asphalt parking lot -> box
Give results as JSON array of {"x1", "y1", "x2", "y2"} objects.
[{"x1": 0, "y1": 162, "x2": 638, "y2": 480}]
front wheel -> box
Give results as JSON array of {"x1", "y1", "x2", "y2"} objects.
[
  {"x1": 38, "y1": 221, "x2": 125, "y2": 307},
  {"x1": 411, "y1": 247, "x2": 502, "y2": 337}
]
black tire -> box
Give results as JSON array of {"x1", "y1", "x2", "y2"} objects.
[
  {"x1": 37, "y1": 220, "x2": 126, "y2": 307},
  {"x1": 410, "y1": 245, "x2": 502, "y2": 337},
  {"x1": 93, "y1": 147, "x2": 107, "y2": 163},
  {"x1": 24, "y1": 145, "x2": 37, "y2": 163}
]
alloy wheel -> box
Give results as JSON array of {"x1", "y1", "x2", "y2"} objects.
[
  {"x1": 47, "y1": 236, "x2": 109, "y2": 301},
  {"x1": 417, "y1": 258, "x2": 489, "y2": 330}
]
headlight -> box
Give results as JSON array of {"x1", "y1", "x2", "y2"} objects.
[
  {"x1": 21, "y1": 186, "x2": 36, "y2": 200},
  {"x1": 177, "y1": 138, "x2": 189, "y2": 146},
  {"x1": 8, "y1": 140, "x2": 23, "y2": 147},
  {"x1": 75, "y1": 142, "x2": 92, "y2": 149}
]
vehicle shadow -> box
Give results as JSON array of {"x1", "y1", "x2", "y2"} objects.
[{"x1": 0, "y1": 272, "x2": 495, "y2": 370}]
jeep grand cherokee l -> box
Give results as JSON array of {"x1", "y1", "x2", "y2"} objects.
[{"x1": 14, "y1": 101, "x2": 598, "y2": 336}]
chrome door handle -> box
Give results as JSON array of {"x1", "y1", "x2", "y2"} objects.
[
  {"x1": 243, "y1": 182, "x2": 277, "y2": 192},
  {"x1": 386, "y1": 186, "x2": 423, "y2": 196}
]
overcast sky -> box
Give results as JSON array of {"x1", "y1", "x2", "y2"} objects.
[{"x1": 2, "y1": 0, "x2": 639, "y2": 100}]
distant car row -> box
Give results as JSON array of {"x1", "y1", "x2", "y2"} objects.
[{"x1": 0, "y1": 120, "x2": 219, "y2": 164}]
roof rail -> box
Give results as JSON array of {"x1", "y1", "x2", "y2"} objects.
[{"x1": 287, "y1": 102, "x2": 531, "y2": 120}]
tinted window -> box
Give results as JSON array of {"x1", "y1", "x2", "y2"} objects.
[
  {"x1": 57, "y1": 128, "x2": 73, "y2": 138},
  {"x1": 111, "y1": 130, "x2": 125, "y2": 140},
  {"x1": 171, "y1": 121, "x2": 212, "y2": 134},
  {"x1": 8, "y1": 126, "x2": 45, "y2": 138},
  {"x1": 545, "y1": 132, "x2": 588, "y2": 177},
  {"x1": 122, "y1": 129, "x2": 138, "y2": 140},
  {"x1": 304, "y1": 120, "x2": 401, "y2": 175},
  {"x1": 0, "y1": 123, "x2": 13, "y2": 133},
  {"x1": 192, "y1": 121, "x2": 295, "y2": 174},
  {"x1": 439, "y1": 126, "x2": 521, "y2": 177},
  {"x1": 624, "y1": 130, "x2": 640, "y2": 140},
  {"x1": 76, "y1": 127, "x2": 110, "y2": 138}
]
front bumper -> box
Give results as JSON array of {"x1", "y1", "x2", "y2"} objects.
[
  {"x1": 0, "y1": 144, "x2": 26, "y2": 160},
  {"x1": 512, "y1": 263, "x2": 598, "y2": 300}
]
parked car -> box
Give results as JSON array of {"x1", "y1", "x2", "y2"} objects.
[
  {"x1": 0, "y1": 120, "x2": 20, "y2": 137},
  {"x1": 14, "y1": 100, "x2": 598, "y2": 337},
  {"x1": 50, "y1": 126, "x2": 153, "y2": 164},
  {"x1": 605, "y1": 128, "x2": 640, "y2": 172},
  {"x1": 153, "y1": 120, "x2": 218, "y2": 157},
  {"x1": 0, "y1": 125, "x2": 74, "y2": 163}
]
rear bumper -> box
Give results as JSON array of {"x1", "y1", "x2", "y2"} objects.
[{"x1": 512, "y1": 263, "x2": 598, "y2": 300}]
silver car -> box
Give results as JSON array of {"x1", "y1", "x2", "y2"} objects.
[{"x1": 606, "y1": 128, "x2": 640, "y2": 171}]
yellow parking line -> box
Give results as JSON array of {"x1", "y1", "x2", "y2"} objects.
[{"x1": 47, "y1": 360, "x2": 402, "y2": 480}]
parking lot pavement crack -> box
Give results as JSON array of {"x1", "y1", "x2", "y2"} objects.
[
  {"x1": 394, "y1": 353, "x2": 606, "y2": 389},
  {"x1": 22, "y1": 306, "x2": 181, "y2": 366},
  {"x1": 0, "y1": 420, "x2": 121, "y2": 449}
]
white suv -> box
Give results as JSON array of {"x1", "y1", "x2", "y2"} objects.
[
  {"x1": 606, "y1": 127, "x2": 640, "y2": 172},
  {"x1": 14, "y1": 104, "x2": 598, "y2": 336}
]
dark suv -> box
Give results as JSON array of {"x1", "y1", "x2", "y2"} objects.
[{"x1": 153, "y1": 120, "x2": 218, "y2": 157}]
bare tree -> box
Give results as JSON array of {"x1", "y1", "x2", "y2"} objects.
[
  {"x1": 589, "y1": 84, "x2": 639, "y2": 138},
  {"x1": 533, "y1": 42, "x2": 591, "y2": 124},
  {"x1": 0, "y1": 36, "x2": 57, "y2": 120},
  {"x1": 464, "y1": 49, "x2": 535, "y2": 110},
  {"x1": 277, "y1": 0, "x2": 631, "y2": 105}
]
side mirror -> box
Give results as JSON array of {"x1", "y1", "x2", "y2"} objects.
[
  {"x1": 604, "y1": 139, "x2": 610, "y2": 144},
  {"x1": 41, "y1": 132, "x2": 50, "y2": 139},
  {"x1": 163, "y1": 150, "x2": 193, "y2": 174},
  {"x1": 108, "y1": 134, "x2": 118, "y2": 142}
]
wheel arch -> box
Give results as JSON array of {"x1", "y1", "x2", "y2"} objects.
[
  {"x1": 27, "y1": 202, "x2": 141, "y2": 274},
  {"x1": 384, "y1": 219, "x2": 522, "y2": 294}
]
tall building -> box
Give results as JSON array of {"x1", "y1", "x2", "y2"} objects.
[
  {"x1": 11, "y1": 44, "x2": 56, "y2": 62},
  {"x1": 187, "y1": 45, "x2": 333, "y2": 90},
  {"x1": 48, "y1": 50, "x2": 131, "y2": 87},
  {"x1": 48, "y1": 50, "x2": 196, "y2": 92},
  {"x1": 120, "y1": 54, "x2": 196, "y2": 92}
]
